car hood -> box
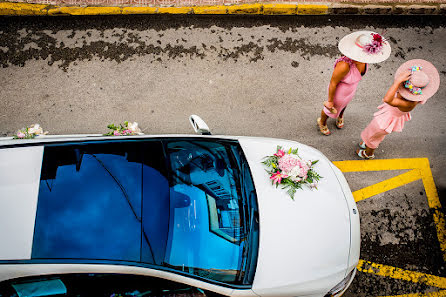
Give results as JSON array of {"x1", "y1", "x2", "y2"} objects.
[{"x1": 238, "y1": 137, "x2": 351, "y2": 296}]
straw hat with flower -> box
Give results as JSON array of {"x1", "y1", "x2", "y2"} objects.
[
  {"x1": 395, "y1": 59, "x2": 440, "y2": 104},
  {"x1": 338, "y1": 31, "x2": 391, "y2": 64}
]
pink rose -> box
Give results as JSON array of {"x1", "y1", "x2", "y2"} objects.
[
  {"x1": 278, "y1": 154, "x2": 299, "y2": 173},
  {"x1": 113, "y1": 130, "x2": 121, "y2": 136},
  {"x1": 17, "y1": 132, "x2": 25, "y2": 138}
]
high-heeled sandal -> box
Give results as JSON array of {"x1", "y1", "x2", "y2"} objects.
[
  {"x1": 317, "y1": 117, "x2": 331, "y2": 136},
  {"x1": 336, "y1": 116, "x2": 344, "y2": 129},
  {"x1": 356, "y1": 149, "x2": 375, "y2": 159}
]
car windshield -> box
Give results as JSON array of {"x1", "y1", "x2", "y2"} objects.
[{"x1": 32, "y1": 139, "x2": 258, "y2": 285}]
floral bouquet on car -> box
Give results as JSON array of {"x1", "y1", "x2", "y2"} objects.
[
  {"x1": 262, "y1": 146, "x2": 322, "y2": 199},
  {"x1": 14, "y1": 124, "x2": 48, "y2": 139},
  {"x1": 104, "y1": 121, "x2": 142, "y2": 136}
]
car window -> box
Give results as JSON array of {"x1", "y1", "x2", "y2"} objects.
[
  {"x1": 30, "y1": 139, "x2": 256, "y2": 286},
  {"x1": 164, "y1": 140, "x2": 246, "y2": 283},
  {"x1": 0, "y1": 273, "x2": 207, "y2": 297},
  {"x1": 33, "y1": 141, "x2": 167, "y2": 262}
]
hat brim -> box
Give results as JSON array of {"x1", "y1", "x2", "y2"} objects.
[
  {"x1": 395, "y1": 59, "x2": 440, "y2": 102},
  {"x1": 338, "y1": 31, "x2": 391, "y2": 64}
]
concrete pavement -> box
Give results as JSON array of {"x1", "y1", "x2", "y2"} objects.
[{"x1": 0, "y1": 13, "x2": 445, "y2": 297}]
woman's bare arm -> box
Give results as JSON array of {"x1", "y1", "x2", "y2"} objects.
[
  {"x1": 327, "y1": 61, "x2": 350, "y2": 103},
  {"x1": 383, "y1": 70, "x2": 418, "y2": 111}
]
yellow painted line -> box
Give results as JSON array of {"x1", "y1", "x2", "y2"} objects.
[
  {"x1": 297, "y1": 4, "x2": 328, "y2": 14},
  {"x1": 336, "y1": 157, "x2": 445, "y2": 262},
  {"x1": 352, "y1": 169, "x2": 421, "y2": 202},
  {"x1": 263, "y1": 4, "x2": 297, "y2": 15},
  {"x1": 378, "y1": 290, "x2": 446, "y2": 297},
  {"x1": 193, "y1": 5, "x2": 227, "y2": 14},
  {"x1": 0, "y1": 2, "x2": 330, "y2": 15},
  {"x1": 432, "y1": 209, "x2": 446, "y2": 263},
  {"x1": 227, "y1": 4, "x2": 262, "y2": 14},
  {"x1": 0, "y1": 2, "x2": 47, "y2": 15},
  {"x1": 357, "y1": 260, "x2": 446, "y2": 289},
  {"x1": 157, "y1": 7, "x2": 193, "y2": 14},
  {"x1": 420, "y1": 160, "x2": 442, "y2": 209},
  {"x1": 58, "y1": 6, "x2": 122, "y2": 15},
  {"x1": 122, "y1": 7, "x2": 158, "y2": 14},
  {"x1": 333, "y1": 158, "x2": 429, "y2": 172}
]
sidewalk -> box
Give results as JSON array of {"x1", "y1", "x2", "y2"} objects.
[{"x1": 1, "y1": 0, "x2": 445, "y2": 15}]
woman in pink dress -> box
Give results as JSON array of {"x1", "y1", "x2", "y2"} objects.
[
  {"x1": 357, "y1": 59, "x2": 440, "y2": 159},
  {"x1": 317, "y1": 31, "x2": 391, "y2": 136}
]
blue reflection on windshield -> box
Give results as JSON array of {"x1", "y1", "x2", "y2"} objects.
[{"x1": 32, "y1": 140, "x2": 254, "y2": 285}]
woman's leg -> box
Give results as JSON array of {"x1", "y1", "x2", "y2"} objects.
[
  {"x1": 320, "y1": 109, "x2": 329, "y2": 125},
  {"x1": 317, "y1": 109, "x2": 331, "y2": 135},
  {"x1": 336, "y1": 107, "x2": 346, "y2": 128},
  {"x1": 338, "y1": 106, "x2": 346, "y2": 118}
]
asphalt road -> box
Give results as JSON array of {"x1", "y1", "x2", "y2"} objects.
[{"x1": 0, "y1": 14, "x2": 445, "y2": 296}]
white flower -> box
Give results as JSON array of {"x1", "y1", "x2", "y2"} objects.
[
  {"x1": 289, "y1": 166, "x2": 301, "y2": 178},
  {"x1": 28, "y1": 124, "x2": 43, "y2": 135},
  {"x1": 127, "y1": 122, "x2": 142, "y2": 134}
]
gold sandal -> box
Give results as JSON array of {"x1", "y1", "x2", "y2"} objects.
[
  {"x1": 356, "y1": 149, "x2": 375, "y2": 159},
  {"x1": 317, "y1": 117, "x2": 331, "y2": 136},
  {"x1": 336, "y1": 116, "x2": 344, "y2": 129}
]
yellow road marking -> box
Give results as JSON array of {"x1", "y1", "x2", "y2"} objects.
[
  {"x1": 419, "y1": 163, "x2": 446, "y2": 262},
  {"x1": 297, "y1": 4, "x2": 328, "y2": 14},
  {"x1": 378, "y1": 290, "x2": 446, "y2": 297},
  {"x1": 352, "y1": 169, "x2": 421, "y2": 202},
  {"x1": 0, "y1": 2, "x2": 330, "y2": 15},
  {"x1": 333, "y1": 158, "x2": 429, "y2": 172},
  {"x1": 334, "y1": 158, "x2": 446, "y2": 263},
  {"x1": 263, "y1": 4, "x2": 297, "y2": 15},
  {"x1": 357, "y1": 260, "x2": 446, "y2": 289}
]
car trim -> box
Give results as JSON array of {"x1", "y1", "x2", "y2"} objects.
[{"x1": 0, "y1": 259, "x2": 252, "y2": 290}]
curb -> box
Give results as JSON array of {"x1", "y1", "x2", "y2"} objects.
[{"x1": 0, "y1": 1, "x2": 445, "y2": 15}]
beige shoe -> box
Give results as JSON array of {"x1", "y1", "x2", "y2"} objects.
[
  {"x1": 336, "y1": 116, "x2": 344, "y2": 129},
  {"x1": 317, "y1": 118, "x2": 331, "y2": 136}
]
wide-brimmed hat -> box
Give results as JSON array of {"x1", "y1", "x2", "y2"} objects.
[
  {"x1": 338, "y1": 31, "x2": 391, "y2": 64},
  {"x1": 395, "y1": 59, "x2": 440, "y2": 103}
]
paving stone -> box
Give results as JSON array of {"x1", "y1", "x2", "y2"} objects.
[
  {"x1": 330, "y1": 3, "x2": 361, "y2": 14},
  {"x1": 361, "y1": 4, "x2": 392, "y2": 14},
  {"x1": 406, "y1": 4, "x2": 438, "y2": 14},
  {"x1": 393, "y1": 5, "x2": 408, "y2": 14}
]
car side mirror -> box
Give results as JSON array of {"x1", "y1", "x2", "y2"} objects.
[{"x1": 189, "y1": 115, "x2": 211, "y2": 135}]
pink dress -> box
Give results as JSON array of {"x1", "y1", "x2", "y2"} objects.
[
  {"x1": 361, "y1": 102, "x2": 412, "y2": 149},
  {"x1": 324, "y1": 56, "x2": 367, "y2": 119}
]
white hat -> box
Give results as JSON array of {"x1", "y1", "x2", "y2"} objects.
[{"x1": 338, "y1": 31, "x2": 391, "y2": 64}]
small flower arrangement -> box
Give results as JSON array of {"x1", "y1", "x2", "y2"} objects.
[
  {"x1": 262, "y1": 146, "x2": 322, "y2": 200},
  {"x1": 104, "y1": 121, "x2": 142, "y2": 136},
  {"x1": 364, "y1": 32, "x2": 387, "y2": 55},
  {"x1": 14, "y1": 124, "x2": 48, "y2": 139},
  {"x1": 404, "y1": 66, "x2": 423, "y2": 95}
]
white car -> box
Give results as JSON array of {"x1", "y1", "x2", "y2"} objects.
[{"x1": 0, "y1": 116, "x2": 360, "y2": 297}]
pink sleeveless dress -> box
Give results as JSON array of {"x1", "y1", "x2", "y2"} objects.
[
  {"x1": 324, "y1": 56, "x2": 367, "y2": 119},
  {"x1": 361, "y1": 102, "x2": 412, "y2": 149}
]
